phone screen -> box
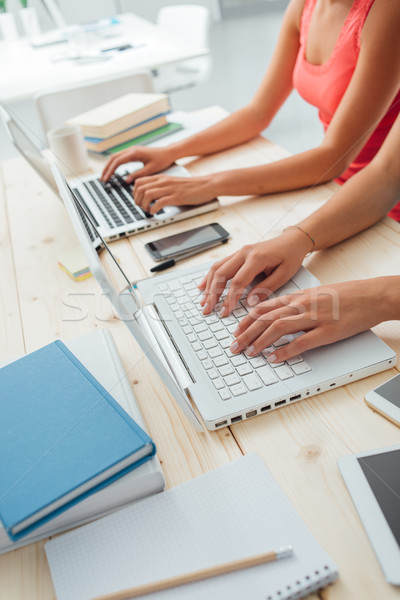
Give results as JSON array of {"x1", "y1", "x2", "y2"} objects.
[
  {"x1": 374, "y1": 375, "x2": 400, "y2": 408},
  {"x1": 147, "y1": 224, "x2": 228, "y2": 259}
]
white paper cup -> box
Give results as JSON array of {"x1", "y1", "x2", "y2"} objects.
[{"x1": 47, "y1": 124, "x2": 89, "y2": 177}]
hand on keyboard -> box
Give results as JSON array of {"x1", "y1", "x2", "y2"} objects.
[
  {"x1": 198, "y1": 229, "x2": 311, "y2": 316},
  {"x1": 133, "y1": 173, "x2": 217, "y2": 215},
  {"x1": 230, "y1": 280, "x2": 387, "y2": 363},
  {"x1": 101, "y1": 146, "x2": 175, "y2": 183}
]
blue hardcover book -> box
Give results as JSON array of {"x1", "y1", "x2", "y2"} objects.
[{"x1": 0, "y1": 340, "x2": 156, "y2": 541}]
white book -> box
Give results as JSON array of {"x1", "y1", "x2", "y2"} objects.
[
  {"x1": 0, "y1": 329, "x2": 165, "y2": 554},
  {"x1": 45, "y1": 454, "x2": 338, "y2": 600},
  {"x1": 67, "y1": 93, "x2": 170, "y2": 138}
]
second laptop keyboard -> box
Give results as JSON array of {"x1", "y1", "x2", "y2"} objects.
[{"x1": 73, "y1": 173, "x2": 163, "y2": 230}]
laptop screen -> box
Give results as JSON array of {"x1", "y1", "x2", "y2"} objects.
[{"x1": 1, "y1": 105, "x2": 58, "y2": 194}]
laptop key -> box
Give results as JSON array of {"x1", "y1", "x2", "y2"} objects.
[
  {"x1": 213, "y1": 378, "x2": 225, "y2": 390},
  {"x1": 220, "y1": 338, "x2": 232, "y2": 349},
  {"x1": 291, "y1": 361, "x2": 311, "y2": 375},
  {"x1": 208, "y1": 347, "x2": 223, "y2": 359},
  {"x1": 268, "y1": 358, "x2": 285, "y2": 368},
  {"x1": 204, "y1": 338, "x2": 218, "y2": 350},
  {"x1": 243, "y1": 373, "x2": 263, "y2": 391},
  {"x1": 237, "y1": 363, "x2": 253, "y2": 376},
  {"x1": 232, "y1": 307, "x2": 247, "y2": 318},
  {"x1": 218, "y1": 364, "x2": 235, "y2": 377},
  {"x1": 224, "y1": 373, "x2": 241, "y2": 386},
  {"x1": 215, "y1": 329, "x2": 229, "y2": 341},
  {"x1": 210, "y1": 322, "x2": 224, "y2": 333},
  {"x1": 198, "y1": 331, "x2": 213, "y2": 342},
  {"x1": 249, "y1": 356, "x2": 266, "y2": 368},
  {"x1": 219, "y1": 388, "x2": 232, "y2": 401},
  {"x1": 275, "y1": 365, "x2": 294, "y2": 380},
  {"x1": 286, "y1": 355, "x2": 304, "y2": 366},
  {"x1": 258, "y1": 366, "x2": 279, "y2": 386},
  {"x1": 230, "y1": 383, "x2": 247, "y2": 397},
  {"x1": 230, "y1": 354, "x2": 247, "y2": 367},
  {"x1": 213, "y1": 355, "x2": 229, "y2": 368},
  {"x1": 208, "y1": 369, "x2": 219, "y2": 380},
  {"x1": 261, "y1": 346, "x2": 274, "y2": 358},
  {"x1": 273, "y1": 336, "x2": 289, "y2": 347}
]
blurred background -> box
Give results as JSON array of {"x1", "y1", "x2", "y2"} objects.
[{"x1": 0, "y1": 0, "x2": 323, "y2": 160}]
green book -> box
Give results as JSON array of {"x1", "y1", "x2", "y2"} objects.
[{"x1": 104, "y1": 122, "x2": 183, "y2": 154}]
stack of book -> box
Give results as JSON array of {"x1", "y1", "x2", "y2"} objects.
[
  {"x1": 67, "y1": 93, "x2": 182, "y2": 155},
  {"x1": 0, "y1": 332, "x2": 162, "y2": 545}
]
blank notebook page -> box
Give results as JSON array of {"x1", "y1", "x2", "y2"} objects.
[{"x1": 45, "y1": 454, "x2": 337, "y2": 600}]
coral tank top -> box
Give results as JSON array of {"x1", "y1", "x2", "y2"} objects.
[{"x1": 293, "y1": 0, "x2": 400, "y2": 221}]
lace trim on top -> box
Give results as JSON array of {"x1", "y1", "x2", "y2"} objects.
[{"x1": 299, "y1": 0, "x2": 374, "y2": 74}]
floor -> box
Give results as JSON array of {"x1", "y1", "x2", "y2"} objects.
[{"x1": 0, "y1": 5, "x2": 323, "y2": 160}]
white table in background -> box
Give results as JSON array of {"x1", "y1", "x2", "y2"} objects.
[{"x1": 0, "y1": 13, "x2": 209, "y2": 103}]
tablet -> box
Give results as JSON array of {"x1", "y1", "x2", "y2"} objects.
[{"x1": 338, "y1": 444, "x2": 400, "y2": 585}]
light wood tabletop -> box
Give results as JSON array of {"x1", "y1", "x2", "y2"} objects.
[{"x1": 0, "y1": 107, "x2": 399, "y2": 600}]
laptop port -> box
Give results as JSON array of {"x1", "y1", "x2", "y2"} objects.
[
  {"x1": 231, "y1": 415, "x2": 242, "y2": 424},
  {"x1": 215, "y1": 420, "x2": 227, "y2": 428},
  {"x1": 275, "y1": 399, "x2": 286, "y2": 407},
  {"x1": 290, "y1": 394, "x2": 301, "y2": 402},
  {"x1": 260, "y1": 405, "x2": 271, "y2": 412},
  {"x1": 330, "y1": 383, "x2": 336, "y2": 387},
  {"x1": 246, "y1": 410, "x2": 257, "y2": 418}
]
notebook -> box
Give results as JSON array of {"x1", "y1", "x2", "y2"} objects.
[
  {"x1": 0, "y1": 329, "x2": 165, "y2": 554},
  {"x1": 0, "y1": 338, "x2": 156, "y2": 541},
  {"x1": 45, "y1": 454, "x2": 338, "y2": 600}
]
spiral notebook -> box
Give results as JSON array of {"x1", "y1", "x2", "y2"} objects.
[{"x1": 45, "y1": 454, "x2": 338, "y2": 600}]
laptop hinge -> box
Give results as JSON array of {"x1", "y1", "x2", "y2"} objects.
[{"x1": 143, "y1": 304, "x2": 194, "y2": 391}]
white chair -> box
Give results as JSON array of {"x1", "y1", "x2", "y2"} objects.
[
  {"x1": 35, "y1": 70, "x2": 154, "y2": 136},
  {"x1": 154, "y1": 4, "x2": 212, "y2": 93}
]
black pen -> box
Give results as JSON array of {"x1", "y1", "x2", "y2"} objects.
[{"x1": 150, "y1": 243, "x2": 226, "y2": 273}]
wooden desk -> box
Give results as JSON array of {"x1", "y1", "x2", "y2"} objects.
[
  {"x1": 0, "y1": 13, "x2": 208, "y2": 103},
  {"x1": 1, "y1": 107, "x2": 399, "y2": 599}
]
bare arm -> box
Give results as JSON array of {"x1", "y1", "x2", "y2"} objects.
[
  {"x1": 298, "y1": 110, "x2": 400, "y2": 250},
  {"x1": 231, "y1": 276, "x2": 400, "y2": 362},
  {"x1": 102, "y1": 0, "x2": 303, "y2": 182},
  {"x1": 205, "y1": 0, "x2": 400, "y2": 198},
  {"x1": 200, "y1": 110, "x2": 400, "y2": 315}
]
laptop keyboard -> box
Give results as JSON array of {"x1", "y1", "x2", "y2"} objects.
[
  {"x1": 73, "y1": 173, "x2": 164, "y2": 230},
  {"x1": 157, "y1": 272, "x2": 311, "y2": 401}
]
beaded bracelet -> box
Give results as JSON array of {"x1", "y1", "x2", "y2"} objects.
[{"x1": 283, "y1": 225, "x2": 316, "y2": 255}]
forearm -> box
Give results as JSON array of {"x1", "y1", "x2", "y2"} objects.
[
  {"x1": 378, "y1": 276, "x2": 400, "y2": 322},
  {"x1": 298, "y1": 160, "x2": 400, "y2": 250},
  {"x1": 203, "y1": 144, "x2": 350, "y2": 198},
  {"x1": 166, "y1": 105, "x2": 272, "y2": 162}
]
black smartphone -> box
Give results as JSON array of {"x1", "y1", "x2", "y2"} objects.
[{"x1": 145, "y1": 223, "x2": 230, "y2": 262}]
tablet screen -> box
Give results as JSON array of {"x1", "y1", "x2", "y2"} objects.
[{"x1": 358, "y1": 449, "x2": 400, "y2": 548}]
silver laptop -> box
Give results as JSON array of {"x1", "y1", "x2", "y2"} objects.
[
  {"x1": 52, "y1": 162, "x2": 397, "y2": 431},
  {"x1": 0, "y1": 103, "x2": 219, "y2": 251}
]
